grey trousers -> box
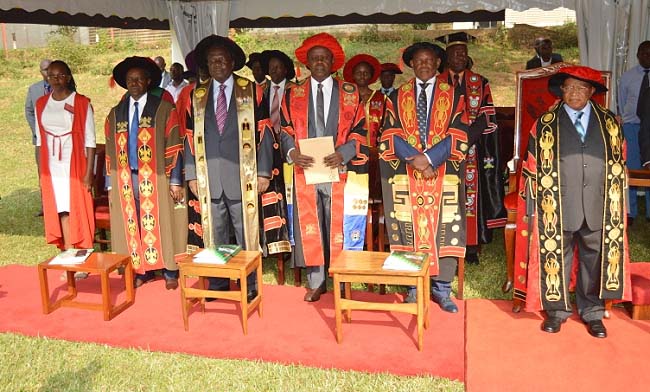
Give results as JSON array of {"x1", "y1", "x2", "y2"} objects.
[{"x1": 547, "y1": 221, "x2": 604, "y2": 322}]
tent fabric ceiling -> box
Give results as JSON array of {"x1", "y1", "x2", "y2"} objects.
[{"x1": 0, "y1": 0, "x2": 573, "y2": 29}]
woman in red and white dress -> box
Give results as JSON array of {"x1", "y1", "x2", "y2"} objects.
[{"x1": 35, "y1": 60, "x2": 96, "y2": 255}]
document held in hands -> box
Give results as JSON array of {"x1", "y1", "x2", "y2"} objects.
[{"x1": 298, "y1": 136, "x2": 340, "y2": 185}]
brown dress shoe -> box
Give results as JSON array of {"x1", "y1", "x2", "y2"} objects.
[
  {"x1": 165, "y1": 278, "x2": 179, "y2": 290},
  {"x1": 304, "y1": 286, "x2": 325, "y2": 302}
]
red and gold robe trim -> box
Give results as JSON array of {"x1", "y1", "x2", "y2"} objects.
[
  {"x1": 284, "y1": 78, "x2": 365, "y2": 266},
  {"x1": 514, "y1": 101, "x2": 632, "y2": 311},
  {"x1": 365, "y1": 90, "x2": 386, "y2": 146}
]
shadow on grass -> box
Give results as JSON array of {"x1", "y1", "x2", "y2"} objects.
[
  {"x1": 0, "y1": 188, "x2": 44, "y2": 237},
  {"x1": 38, "y1": 358, "x2": 100, "y2": 392}
]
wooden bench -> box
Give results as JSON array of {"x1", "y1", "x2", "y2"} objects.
[
  {"x1": 329, "y1": 250, "x2": 430, "y2": 351},
  {"x1": 38, "y1": 252, "x2": 134, "y2": 321}
]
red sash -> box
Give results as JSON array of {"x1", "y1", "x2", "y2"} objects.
[
  {"x1": 36, "y1": 93, "x2": 95, "y2": 250},
  {"x1": 395, "y1": 79, "x2": 455, "y2": 260},
  {"x1": 287, "y1": 79, "x2": 361, "y2": 266},
  {"x1": 462, "y1": 70, "x2": 484, "y2": 246}
]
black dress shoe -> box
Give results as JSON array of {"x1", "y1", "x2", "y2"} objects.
[
  {"x1": 586, "y1": 320, "x2": 607, "y2": 338},
  {"x1": 304, "y1": 286, "x2": 325, "y2": 302},
  {"x1": 541, "y1": 317, "x2": 565, "y2": 333},
  {"x1": 247, "y1": 289, "x2": 258, "y2": 303},
  {"x1": 431, "y1": 294, "x2": 458, "y2": 313},
  {"x1": 165, "y1": 277, "x2": 179, "y2": 290},
  {"x1": 465, "y1": 252, "x2": 480, "y2": 265}
]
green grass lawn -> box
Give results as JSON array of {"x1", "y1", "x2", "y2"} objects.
[{"x1": 1, "y1": 27, "x2": 648, "y2": 391}]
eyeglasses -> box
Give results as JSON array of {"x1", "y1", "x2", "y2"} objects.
[
  {"x1": 560, "y1": 85, "x2": 591, "y2": 93},
  {"x1": 46, "y1": 74, "x2": 68, "y2": 80}
]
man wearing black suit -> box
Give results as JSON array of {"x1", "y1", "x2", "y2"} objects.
[{"x1": 525, "y1": 38, "x2": 563, "y2": 70}]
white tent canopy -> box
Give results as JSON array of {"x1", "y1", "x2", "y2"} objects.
[{"x1": 1, "y1": 0, "x2": 649, "y2": 109}]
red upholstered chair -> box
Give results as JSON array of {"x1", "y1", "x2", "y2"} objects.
[
  {"x1": 92, "y1": 144, "x2": 111, "y2": 250},
  {"x1": 502, "y1": 64, "x2": 612, "y2": 312},
  {"x1": 628, "y1": 262, "x2": 650, "y2": 320}
]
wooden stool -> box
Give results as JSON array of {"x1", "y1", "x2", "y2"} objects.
[
  {"x1": 38, "y1": 253, "x2": 134, "y2": 321},
  {"x1": 178, "y1": 250, "x2": 263, "y2": 334},
  {"x1": 329, "y1": 250, "x2": 430, "y2": 351}
]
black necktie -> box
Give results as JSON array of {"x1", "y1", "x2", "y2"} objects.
[
  {"x1": 316, "y1": 83, "x2": 325, "y2": 136},
  {"x1": 417, "y1": 82, "x2": 429, "y2": 147},
  {"x1": 638, "y1": 69, "x2": 649, "y2": 118}
]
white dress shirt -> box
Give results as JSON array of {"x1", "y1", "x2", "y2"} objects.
[
  {"x1": 310, "y1": 75, "x2": 333, "y2": 125},
  {"x1": 269, "y1": 79, "x2": 287, "y2": 113},
  {"x1": 415, "y1": 75, "x2": 437, "y2": 119},
  {"x1": 212, "y1": 74, "x2": 234, "y2": 113},
  {"x1": 563, "y1": 102, "x2": 592, "y2": 135},
  {"x1": 129, "y1": 93, "x2": 148, "y2": 126}
]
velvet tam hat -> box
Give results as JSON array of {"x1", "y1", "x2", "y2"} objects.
[
  {"x1": 246, "y1": 52, "x2": 265, "y2": 70},
  {"x1": 261, "y1": 50, "x2": 296, "y2": 80},
  {"x1": 548, "y1": 65, "x2": 608, "y2": 97},
  {"x1": 402, "y1": 42, "x2": 446, "y2": 68},
  {"x1": 295, "y1": 32, "x2": 345, "y2": 72},
  {"x1": 380, "y1": 62, "x2": 403, "y2": 74},
  {"x1": 343, "y1": 54, "x2": 382, "y2": 84},
  {"x1": 194, "y1": 34, "x2": 246, "y2": 72},
  {"x1": 112, "y1": 56, "x2": 162, "y2": 90}
]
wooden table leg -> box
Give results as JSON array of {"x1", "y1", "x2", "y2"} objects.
[
  {"x1": 66, "y1": 271, "x2": 77, "y2": 297},
  {"x1": 240, "y1": 270, "x2": 248, "y2": 335},
  {"x1": 100, "y1": 271, "x2": 111, "y2": 321},
  {"x1": 277, "y1": 254, "x2": 285, "y2": 285},
  {"x1": 257, "y1": 257, "x2": 263, "y2": 318},
  {"x1": 457, "y1": 257, "x2": 464, "y2": 300},
  {"x1": 294, "y1": 267, "x2": 302, "y2": 287},
  {"x1": 38, "y1": 266, "x2": 51, "y2": 314},
  {"x1": 198, "y1": 277, "x2": 206, "y2": 313},
  {"x1": 344, "y1": 282, "x2": 352, "y2": 322},
  {"x1": 417, "y1": 276, "x2": 424, "y2": 351},
  {"x1": 424, "y1": 274, "x2": 430, "y2": 329},
  {"x1": 123, "y1": 261, "x2": 135, "y2": 306},
  {"x1": 333, "y1": 274, "x2": 343, "y2": 344}
]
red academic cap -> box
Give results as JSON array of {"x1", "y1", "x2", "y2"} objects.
[
  {"x1": 295, "y1": 32, "x2": 345, "y2": 72},
  {"x1": 548, "y1": 65, "x2": 608, "y2": 97},
  {"x1": 380, "y1": 62, "x2": 403, "y2": 74},
  {"x1": 343, "y1": 54, "x2": 381, "y2": 84}
]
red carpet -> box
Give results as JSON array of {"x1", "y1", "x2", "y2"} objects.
[
  {"x1": 465, "y1": 299, "x2": 650, "y2": 392},
  {"x1": 0, "y1": 265, "x2": 464, "y2": 380}
]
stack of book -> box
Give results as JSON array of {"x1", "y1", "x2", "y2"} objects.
[
  {"x1": 382, "y1": 251, "x2": 428, "y2": 272},
  {"x1": 192, "y1": 245, "x2": 241, "y2": 264}
]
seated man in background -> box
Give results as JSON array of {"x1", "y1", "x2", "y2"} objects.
[{"x1": 525, "y1": 37, "x2": 563, "y2": 70}]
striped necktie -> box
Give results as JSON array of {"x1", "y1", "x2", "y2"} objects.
[
  {"x1": 574, "y1": 111, "x2": 586, "y2": 142},
  {"x1": 215, "y1": 84, "x2": 227, "y2": 134}
]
